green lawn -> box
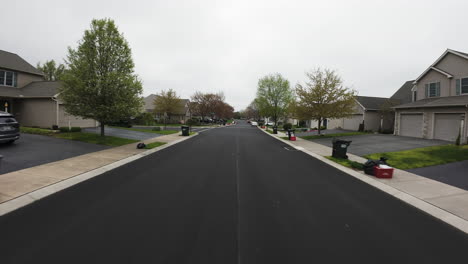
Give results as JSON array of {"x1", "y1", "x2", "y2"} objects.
[
  {"x1": 110, "y1": 126, "x2": 178, "y2": 135},
  {"x1": 20, "y1": 127, "x2": 57, "y2": 136},
  {"x1": 300, "y1": 132, "x2": 369, "y2": 140},
  {"x1": 365, "y1": 144, "x2": 468, "y2": 170},
  {"x1": 55, "y1": 132, "x2": 138, "y2": 147},
  {"x1": 144, "y1": 141, "x2": 166, "y2": 149},
  {"x1": 326, "y1": 156, "x2": 364, "y2": 170}
]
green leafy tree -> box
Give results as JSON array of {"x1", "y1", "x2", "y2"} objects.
[
  {"x1": 255, "y1": 73, "x2": 293, "y2": 126},
  {"x1": 37, "y1": 60, "x2": 66, "y2": 81},
  {"x1": 294, "y1": 68, "x2": 356, "y2": 134},
  {"x1": 153, "y1": 89, "x2": 181, "y2": 128},
  {"x1": 60, "y1": 18, "x2": 143, "y2": 136}
]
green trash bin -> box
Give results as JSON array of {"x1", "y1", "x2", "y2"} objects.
[{"x1": 181, "y1": 125, "x2": 190, "y2": 136}]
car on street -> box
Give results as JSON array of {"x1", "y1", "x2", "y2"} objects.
[
  {"x1": 251, "y1": 121, "x2": 258, "y2": 126},
  {"x1": 0, "y1": 111, "x2": 20, "y2": 144},
  {"x1": 266, "y1": 121, "x2": 275, "y2": 126}
]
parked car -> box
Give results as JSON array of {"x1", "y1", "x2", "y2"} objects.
[
  {"x1": 266, "y1": 121, "x2": 275, "y2": 126},
  {"x1": 251, "y1": 121, "x2": 258, "y2": 126},
  {"x1": 0, "y1": 111, "x2": 20, "y2": 144}
]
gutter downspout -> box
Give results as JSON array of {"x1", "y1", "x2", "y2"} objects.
[{"x1": 52, "y1": 97, "x2": 59, "y2": 128}]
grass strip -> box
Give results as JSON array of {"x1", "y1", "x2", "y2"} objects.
[
  {"x1": 326, "y1": 156, "x2": 364, "y2": 170},
  {"x1": 55, "y1": 132, "x2": 138, "y2": 147},
  {"x1": 144, "y1": 141, "x2": 166, "y2": 149}
]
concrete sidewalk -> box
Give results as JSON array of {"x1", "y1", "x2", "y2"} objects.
[
  {"x1": 0, "y1": 132, "x2": 194, "y2": 205},
  {"x1": 266, "y1": 128, "x2": 468, "y2": 223}
]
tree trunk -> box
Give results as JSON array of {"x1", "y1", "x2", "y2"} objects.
[
  {"x1": 318, "y1": 118, "x2": 322, "y2": 135},
  {"x1": 100, "y1": 122, "x2": 105, "y2": 137}
]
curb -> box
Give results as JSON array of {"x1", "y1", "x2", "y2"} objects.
[
  {"x1": 258, "y1": 127, "x2": 468, "y2": 234},
  {"x1": 0, "y1": 134, "x2": 198, "y2": 217}
]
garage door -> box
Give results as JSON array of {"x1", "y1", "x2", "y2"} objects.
[
  {"x1": 434, "y1": 113, "x2": 461, "y2": 141},
  {"x1": 343, "y1": 114, "x2": 363, "y2": 131},
  {"x1": 400, "y1": 114, "x2": 423, "y2": 138}
]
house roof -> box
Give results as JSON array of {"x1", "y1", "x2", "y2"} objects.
[
  {"x1": 414, "y1": 49, "x2": 468, "y2": 84},
  {"x1": 394, "y1": 95, "x2": 468, "y2": 109},
  {"x1": 355, "y1": 96, "x2": 390, "y2": 111},
  {"x1": 143, "y1": 94, "x2": 189, "y2": 115},
  {"x1": 0, "y1": 50, "x2": 44, "y2": 76},
  {"x1": 0, "y1": 81, "x2": 60, "y2": 98},
  {"x1": 390, "y1": 80, "x2": 414, "y2": 105}
]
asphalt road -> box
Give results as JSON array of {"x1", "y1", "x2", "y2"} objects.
[{"x1": 0, "y1": 121, "x2": 467, "y2": 263}]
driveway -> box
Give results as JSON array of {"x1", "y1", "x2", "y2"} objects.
[
  {"x1": 310, "y1": 133, "x2": 448, "y2": 156},
  {"x1": 408, "y1": 161, "x2": 468, "y2": 191},
  {"x1": 83, "y1": 127, "x2": 161, "y2": 140},
  {"x1": 0, "y1": 133, "x2": 108, "y2": 174}
]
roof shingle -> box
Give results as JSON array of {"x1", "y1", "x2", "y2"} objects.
[{"x1": 0, "y1": 50, "x2": 43, "y2": 76}]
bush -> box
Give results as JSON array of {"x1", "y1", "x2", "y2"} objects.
[
  {"x1": 59, "y1": 127, "x2": 82, "y2": 133},
  {"x1": 298, "y1": 120, "x2": 306, "y2": 128},
  {"x1": 320, "y1": 126, "x2": 327, "y2": 130},
  {"x1": 283, "y1": 123, "x2": 292, "y2": 130},
  {"x1": 133, "y1": 112, "x2": 156, "y2": 126},
  {"x1": 152, "y1": 127, "x2": 161, "y2": 131},
  {"x1": 186, "y1": 118, "x2": 200, "y2": 126}
]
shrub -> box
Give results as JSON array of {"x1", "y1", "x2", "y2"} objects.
[
  {"x1": 186, "y1": 118, "x2": 200, "y2": 126},
  {"x1": 133, "y1": 112, "x2": 156, "y2": 126},
  {"x1": 152, "y1": 127, "x2": 161, "y2": 131},
  {"x1": 298, "y1": 120, "x2": 306, "y2": 128},
  {"x1": 283, "y1": 123, "x2": 292, "y2": 130},
  {"x1": 320, "y1": 126, "x2": 327, "y2": 130},
  {"x1": 59, "y1": 127, "x2": 82, "y2": 133}
]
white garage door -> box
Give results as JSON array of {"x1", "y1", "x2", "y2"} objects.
[
  {"x1": 343, "y1": 115, "x2": 363, "y2": 131},
  {"x1": 400, "y1": 114, "x2": 422, "y2": 138},
  {"x1": 434, "y1": 113, "x2": 461, "y2": 141}
]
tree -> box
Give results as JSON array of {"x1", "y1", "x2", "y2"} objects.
[
  {"x1": 190, "y1": 92, "x2": 225, "y2": 121},
  {"x1": 294, "y1": 68, "x2": 356, "y2": 134},
  {"x1": 244, "y1": 100, "x2": 260, "y2": 120},
  {"x1": 255, "y1": 73, "x2": 293, "y2": 126},
  {"x1": 37, "y1": 60, "x2": 66, "y2": 81},
  {"x1": 60, "y1": 18, "x2": 143, "y2": 136},
  {"x1": 153, "y1": 89, "x2": 181, "y2": 128}
]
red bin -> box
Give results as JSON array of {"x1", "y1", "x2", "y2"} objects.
[{"x1": 374, "y1": 166, "x2": 394, "y2": 178}]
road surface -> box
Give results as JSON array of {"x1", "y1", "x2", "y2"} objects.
[{"x1": 1, "y1": 121, "x2": 467, "y2": 263}]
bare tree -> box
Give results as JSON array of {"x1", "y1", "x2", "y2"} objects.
[{"x1": 153, "y1": 89, "x2": 181, "y2": 128}]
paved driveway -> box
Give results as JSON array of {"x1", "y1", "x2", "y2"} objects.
[
  {"x1": 83, "y1": 127, "x2": 160, "y2": 140},
  {"x1": 310, "y1": 134, "x2": 449, "y2": 156},
  {"x1": 408, "y1": 161, "x2": 468, "y2": 191},
  {"x1": 0, "y1": 133, "x2": 108, "y2": 174}
]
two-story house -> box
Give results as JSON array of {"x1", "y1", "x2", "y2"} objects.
[
  {"x1": 394, "y1": 49, "x2": 468, "y2": 143},
  {"x1": 0, "y1": 50, "x2": 97, "y2": 128}
]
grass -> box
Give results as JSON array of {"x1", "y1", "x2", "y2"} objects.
[
  {"x1": 110, "y1": 126, "x2": 178, "y2": 135},
  {"x1": 280, "y1": 136, "x2": 289, "y2": 140},
  {"x1": 55, "y1": 132, "x2": 138, "y2": 147},
  {"x1": 144, "y1": 141, "x2": 166, "y2": 149},
  {"x1": 265, "y1": 128, "x2": 275, "y2": 134},
  {"x1": 365, "y1": 144, "x2": 468, "y2": 170},
  {"x1": 326, "y1": 156, "x2": 364, "y2": 170},
  {"x1": 20, "y1": 127, "x2": 57, "y2": 136},
  {"x1": 300, "y1": 132, "x2": 369, "y2": 140}
]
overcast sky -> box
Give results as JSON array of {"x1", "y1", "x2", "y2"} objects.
[{"x1": 2, "y1": 0, "x2": 468, "y2": 110}]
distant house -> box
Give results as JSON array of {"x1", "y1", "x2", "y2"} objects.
[
  {"x1": 393, "y1": 49, "x2": 468, "y2": 143},
  {"x1": 143, "y1": 94, "x2": 191, "y2": 123},
  {"x1": 327, "y1": 96, "x2": 392, "y2": 132},
  {"x1": 0, "y1": 50, "x2": 97, "y2": 128}
]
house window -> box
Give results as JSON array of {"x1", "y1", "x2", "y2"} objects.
[
  {"x1": 461, "y1": 78, "x2": 468, "y2": 94},
  {"x1": 0, "y1": 70, "x2": 17, "y2": 87},
  {"x1": 426, "y1": 82, "x2": 440, "y2": 98},
  {"x1": 412, "y1": 91, "x2": 417, "y2": 101}
]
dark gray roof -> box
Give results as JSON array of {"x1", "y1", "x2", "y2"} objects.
[
  {"x1": 0, "y1": 81, "x2": 60, "y2": 98},
  {"x1": 390, "y1": 80, "x2": 414, "y2": 105},
  {"x1": 355, "y1": 96, "x2": 390, "y2": 111},
  {"x1": 451, "y1": 49, "x2": 468, "y2": 58},
  {"x1": 0, "y1": 50, "x2": 43, "y2": 76},
  {"x1": 394, "y1": 95, "x2": 468, "y2": 109}
]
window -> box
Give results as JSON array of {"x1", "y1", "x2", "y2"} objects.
[
  {"x1": 412, "y1": 91, "x2": 417, "y2": 102},
  {"x1": 0, "y1": 70, "x2": 17, "y2": 87},
  {"x1": 425, "y1": 82, "x2": 440, "y2": 98},
  {"x1": 461, "y1": 78, "x2": 468, "y2": 94}
]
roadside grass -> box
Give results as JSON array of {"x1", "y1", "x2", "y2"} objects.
[
  {"x1": 280, "y1": 136, "x2": 289, "y2": 140},
  {"x1": 301, "y1": 132, "x2": 369, "y2": 140},
  {"x1": 20, "y1": 127, "x2": 57, "y2": 136},
  {"x1": 144, "y1": 141, "x2": 166, "y2": 149},
  {"x1": 109, "y1": 126, "x2": 178, "y2": 135},
  {"x1": 179, "y1": 132, "x2": 196, "y2": 136},
  {"x1": 55, "y1": 132, "x2": 138, "y2": 147},
  {"x1": 326, "y1": 156, "x2": 364, "y2": 170},
  {"x1": 265, "y1": 128, "x2": 275, "y2": 134},
  {"x1": 365, "y1": 144, "x2": 468, "y2": 170}
]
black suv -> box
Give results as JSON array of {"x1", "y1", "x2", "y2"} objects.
[{"x1": 0, "y1": 111, "x2": 20, "y2": 144}]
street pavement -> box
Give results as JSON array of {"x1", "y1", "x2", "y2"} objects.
[{"x1": 0, "y1": 121, "x2": 467, "y2": 263}]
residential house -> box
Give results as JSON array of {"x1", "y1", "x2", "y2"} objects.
[
  {"x1": 0, "y1": 50, "x2": 97, "y2": 128},
  {"x1": 393, "y1": 49, "x2": 468, "y2": 143},
  {"x1": 327, "y1": 96, "x2": 392, "y2": 132},
  {"x1": 143, "y1": 94, "x2": 191, "y2": 123}
]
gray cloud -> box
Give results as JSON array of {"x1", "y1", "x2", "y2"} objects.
[{"x1": 2, "y1": 0, "x2": 468, "y2": 110}]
